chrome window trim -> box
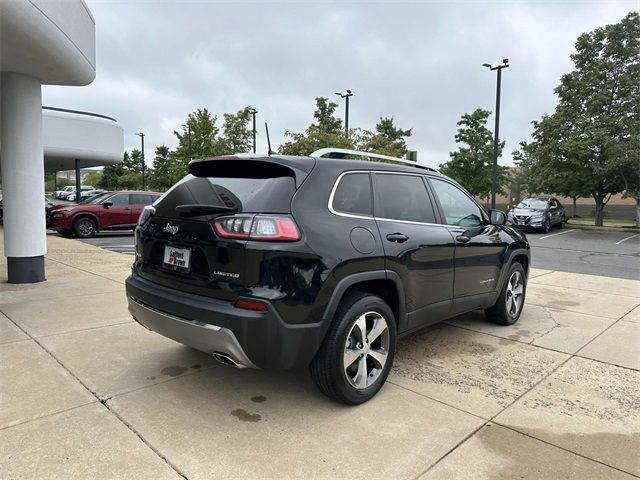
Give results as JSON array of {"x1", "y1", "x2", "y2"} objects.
[
  {"x1": 328, "y1": 170, "x2": 475, "y2": 229},
  {"x1": 328, "y1": 171, "x2": 374, "y2": 219}
]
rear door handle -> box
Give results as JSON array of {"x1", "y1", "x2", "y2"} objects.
[
  {"x1": 386, "y1": 233, "x2": 408, "y2": 243},
  {"x1": 456, "y1": 235, "x2": 470, "y2": 243}
]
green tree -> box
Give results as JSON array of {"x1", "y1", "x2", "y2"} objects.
[
  {"x1": 174, "y1": 108, "x2": 223, "y2": 162},
  {"x1": 529, "y1": 12, "x2": 639, "y2": 226},
  {"x1": 439, "y1": 108, "x2": 508, "y2": 199},
  {"x1": 220, "y1": 106, "x2": 253, "y2": 153},
  {"x1": 45, "y1": 173, "x2": 73, "y2": 193},
  {"x1": 83, "y1": 170, "x2": 103, "y2": 187},
  {"x1": 280, "y1": 97, "x2": 353, "y2": 155},
  {"x1": 149, "y1": 145, "x2": 185, "y2": 191},
  {"x1": 359, "y1": 117, "x2": 412, "y2": 158},
  {"x1": 99, "y1": 153, "x2": 127, "y2": 190},
  {"x1": 122, "y1": 149, "x2": 143, "y2": 174}
]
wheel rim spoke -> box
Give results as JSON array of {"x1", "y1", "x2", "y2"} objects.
[
  {"x1": 353, "y1": 356, "x2": 368, "y2": 389},
  {"x1": 511, "y1": 297, "x2": 520, "y2": 315},
  {"x1": 343, "y1": 348, "x2": 360, "y2": 369},
  {"x1": 368, "y1": 317, "x2": 387, "y2": 343},
  {"x1": 368, "y1": 349, "x2": 387, "y2": 369},
  {"x1": 354, "y1": 314, "x2": 367, "y2": 341},
  {"x1": 513, "y1": 284, "x2": 524, "y2": 295}
]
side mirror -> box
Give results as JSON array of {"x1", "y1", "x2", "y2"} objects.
[
  {"x1": 103, "y1": 201, "x2": 113, "y2": 209},
  {"x1": 489, "y1": 209, "x2": 506, "y2": 226}
]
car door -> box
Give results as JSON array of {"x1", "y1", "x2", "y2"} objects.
[
  {"x1": 428, "y1": 177, "x2": 508, "y2": 314},
  {"x1": 372, "y1": 172, "x2": 454, "y2": 332},
  {"x1": 101, "y1": 193, "x2": 131, "y2": 227},
  {"x1": 129, "y1": 194, "x2": 154, "y2": 224},
  {"x1": 549, "y1": 199, "x2": 561, "y2": 224}
]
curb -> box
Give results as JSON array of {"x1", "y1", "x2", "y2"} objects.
[{"x1": 566, "y1": 223, "x2": 640, "y2": 233}]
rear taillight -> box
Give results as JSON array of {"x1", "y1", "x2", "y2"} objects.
[
  {"x1": 213, "y1": 215, "x2": 300, "y2": 241},
  {"x1": 138, "y1": 205, "x2": 155, "y2": 226}
]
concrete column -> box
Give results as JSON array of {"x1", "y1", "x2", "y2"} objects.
[{"x1": 1, "y1": 73, "x2": 46, "y2": 283}]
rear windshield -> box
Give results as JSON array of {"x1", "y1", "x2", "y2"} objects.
[
  {"x1": 155, "y1": 174, "x2": 295, "y2": 215},
  {"x1": 206, "y1": 176, "x2": 295, "y2": 212}
]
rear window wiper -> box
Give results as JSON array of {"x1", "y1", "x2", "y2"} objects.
[{"x1": 175, "y1": 204, "x2": 238, "y2": 217}]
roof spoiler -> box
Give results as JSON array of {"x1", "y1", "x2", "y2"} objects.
[{"x1": 188, "y1": 155, "x2": 315, "y2": 188}]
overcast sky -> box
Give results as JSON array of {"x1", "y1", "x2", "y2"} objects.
[{"x1": 43, "y1": 0, "x2": 638, "y2": 169}]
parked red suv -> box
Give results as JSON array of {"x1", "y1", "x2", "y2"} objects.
[{"x1": 49, "y1": 191, "x2": 161, "y2": 238}]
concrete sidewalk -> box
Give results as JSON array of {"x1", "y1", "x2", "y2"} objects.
[{"x1": 1, "y1": 232, "x2": 638, "y2": 479}]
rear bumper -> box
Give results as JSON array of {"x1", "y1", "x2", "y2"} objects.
[
  {"x1": 128, "y1": 296, "x2": 258, "y2": 368},
  {"x1": 125, "y1": 273, "x2": 325, "y2": 370}
]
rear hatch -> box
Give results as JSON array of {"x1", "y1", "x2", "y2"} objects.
[{"x1": 135, "y1": 156, "x2": 314, "y2": 301}]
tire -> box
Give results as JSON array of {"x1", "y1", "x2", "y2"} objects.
[
  {"x1": 557, "y1": 216, "x2": 565, "y2": 229},
  {"x1": 485, "y1": 262, "x2": 527, "y2": 326},
  {"x1": 73, "y1": 217, "x2": 97, "y2": 238},
  {"x1": 541, "y1": 219, "x2": 550, "y2": 233},
  {"x1": 310, "y1": 293, "x2": 396, "y2": 405}
]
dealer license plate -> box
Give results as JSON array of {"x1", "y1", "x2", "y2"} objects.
[{"x1": 163, "y1": 245, "x2": 191, "y2": 273}]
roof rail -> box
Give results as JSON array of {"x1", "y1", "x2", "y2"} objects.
[{"x1": 310, "y1": 148, "x2": 437, "y2": 172}]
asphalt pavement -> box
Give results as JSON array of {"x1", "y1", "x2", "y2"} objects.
[
  {"x1": 78, "y1": 231, "x2": 135, "y2": 255},
  {"x1": 76, "y1": 226, "x2": 640, "y2": 280},
  {"x1": 526, "y1": 228, "x2": 639, "y2": 280}
]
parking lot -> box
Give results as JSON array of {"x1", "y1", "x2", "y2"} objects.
[
  {"x1": 527, "y1": 228, "x2": 639, "y2": 280},
  {"x1": 1, "y1": 230, "x2": 638, "y2": 479},
  {"x1": 76, "y1": 226, "x2": 640, "y2": 280}
]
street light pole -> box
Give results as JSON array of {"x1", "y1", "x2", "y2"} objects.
[
  {"x1": 135, "y1": 132, "x2": 145, "y2": 191},
  {"x1": 182, "y1": 124, "x2": 192, "y2": 161},
  {"x1": 335, "y1": 90, "x2": 354, "y2": 137},
  {"x1": 483, "y1": 59, "x2": 509, "y2": 210},
  {"x1": 248, "y1": 108, "x2": 258, "y2": 153}
]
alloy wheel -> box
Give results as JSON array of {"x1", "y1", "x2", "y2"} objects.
[
  {"x1": 505, "y1": 271, "x2": 524, "y2": 318},
  {"x1": 343, "y1": 311, "x2": 390, "y2": 390},
  {"x1": 78, "y1": 219, "x2": 94, "y2": 236}
]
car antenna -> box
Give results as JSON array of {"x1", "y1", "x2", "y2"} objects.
[{"x1": 265, "y1": 122, "x2": 273, "y2": 156}]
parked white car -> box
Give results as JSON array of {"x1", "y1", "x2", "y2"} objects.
[
  {"x1": 54, "y1": 186, "x2": 75, "y2": 199},
  {"x1": 61, "y1": 186, "x2": 94, "y2": 201}
]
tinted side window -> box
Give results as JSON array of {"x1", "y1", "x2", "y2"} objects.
[
  {"x1": 429, "y1": 178, "x2": 483, "y2": 227},
  {"x1": 109, "y1": 194, "x2": 129, "y2": 206},
  {"x1": 332, "y1": 172, "x2": 372, "y2": 216},
  {"x1": 373, "y1": 174, "x2": 436, "y2": 223},
  {"x1": 130, "y1": 194, "x2": 155, "y2": 205}
]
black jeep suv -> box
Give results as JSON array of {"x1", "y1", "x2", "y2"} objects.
[{"x1": 125, "y1": 150, "x2": 530, "y2": 404}]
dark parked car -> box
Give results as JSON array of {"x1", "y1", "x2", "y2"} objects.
[
  {"x1": 49, "y1": 190, "x2": 161, "y2": 238},
  {"x1": 125, "y1": 149, "x2": 530, "y2": 404},
  {"x1": 507, "y1": 196, "x2": 565, "y2": 233}
]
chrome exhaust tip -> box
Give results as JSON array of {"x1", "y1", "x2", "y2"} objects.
[{"x1": 212, "y1": 351, "x2": 240, "y2": 368}]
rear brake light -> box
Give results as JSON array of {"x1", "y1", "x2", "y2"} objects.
[
  {"x1": 234, "y1": 298, "x2": 268, "y2": 311},
  {"x1": 204, "y1": 155, "x2": 239, "y2": 161},
  {"x1": 213, "y1": 215, "x2": 300, "y2": 241}
]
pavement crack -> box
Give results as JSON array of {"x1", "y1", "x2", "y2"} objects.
[{"x1": 532, "y1": 308, "x2": 564, "y2": 342}]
